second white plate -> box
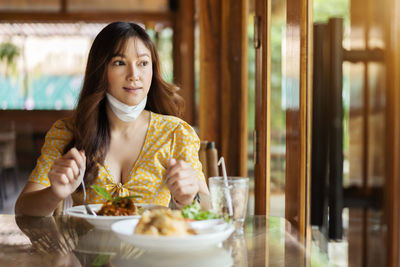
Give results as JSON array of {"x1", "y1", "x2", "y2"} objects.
[{"x1": 111, "y1": 219, "x2": 234, "y2": 252}]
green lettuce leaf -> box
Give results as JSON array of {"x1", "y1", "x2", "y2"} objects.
[
  {"x1": 91, "y1": 185, "x2": 112, "y2": 201},
  {"x1": 91, "y1": 185, "x2": 141, "y2": 203},
  {"x1": 181, "y1": 201, "x2": 219, "y2": 220}
]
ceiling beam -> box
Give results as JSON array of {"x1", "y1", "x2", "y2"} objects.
[{"x1": 0, "y1": 12, "x2": 172, "y2": 24}]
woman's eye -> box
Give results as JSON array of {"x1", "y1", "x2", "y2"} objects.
[
  {"x1": 113, "y1": 60, "x2": 124, "y2": 66},
  {"x1": 139, "y1": 60, "x2": 149, "y2": 67}
]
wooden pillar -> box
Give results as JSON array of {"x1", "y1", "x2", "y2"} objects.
[
  {"x1": 173, "y1": 0, "x2": 195, "y2": 125},
  {"x1": 199, "y1": 0, "x2": 248, "y2": 177},
  {"x1": 199, "y1": 0, "x2": 221, "y2": 147},
  {"x1": 347, "y1": 0, "x2": 387, "y2": 266},
  {"x1": 385, "y1": 0, "x2": 400, "y2": 266},
  {"x1": 285, "y1": 0, "x2": 313, "y2": 255},
  {"x1": 254, "y1": 0, "x2": 270, "y2": 216},
  {"x1": 253, "y1": 1, "x2": 270, "y2": 266}
]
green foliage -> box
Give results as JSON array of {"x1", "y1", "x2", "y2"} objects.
[
  {"x1": 310, "y1": 244, "x2": 335, "y2": 267},
  {"x1": 92, "y1": 254, "x2": 110, "y2": 266},
  {"x1": 0, "y1": 42, "x2": 20, "y2": 76},
  {"x1": 248, "y1": 17, "x2": 255, "y2": 132},
  {"x1": 91, "y1": 185, "x2": 113, "y2": 201},
  {"x1": 314, "y1": 0, "x2": 350, "y2": 24},
  {"x1": 270, "y1": 22, "x2": 285, "y2": 133},
  {"x1": 91, "y1": 185, "x2": 140, "y2": 203},
  {"x1": 0, "y1": 42, "x2": 19, "y2": 65},
  {"x1": 181, "y1": 201, "x2": 219, "y2": 220}
]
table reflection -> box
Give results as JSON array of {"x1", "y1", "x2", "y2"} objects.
[{"x1": 0, "y1": 214, "x2": 323, "y2": 266}]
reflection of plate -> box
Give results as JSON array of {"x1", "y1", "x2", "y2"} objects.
[
  {"x1": 73, "y1": 228, "x2": 144, "y2": 266},
  {"x1": 111, "y1": 219, "x2": 234, "y2": 252},
  {"x1": 112, "y1": 247, "x2": 233, "y2": 267},
  {"x1": 66, "y1": 204, "x2": 165, "y2": 230},
  {"x1": 74, "y1": 228, "x2": 122, "y2": 254}
]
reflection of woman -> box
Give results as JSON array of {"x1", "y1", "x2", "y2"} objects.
[
  {"x1": 15, "y1": 215, "x2": 118, "y2": 266},
  {"x1": 15, "y1": 215, "x2": 82, "y2": 257},
  {"x1": 15, "y1": 22, "x2": 209, "y2": 216}
]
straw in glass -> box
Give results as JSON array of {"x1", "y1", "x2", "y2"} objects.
[{"x1": 217, "y1": 157, "x2": 233, "y2": 216}]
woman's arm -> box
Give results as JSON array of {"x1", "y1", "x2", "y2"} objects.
[
  {"x1": 15, "y1": 148, "x2": 86, "y2": 216},
  {"x1": 165, "y1": 121, "x2": 211, "y2": 209},
  {"x1": 15, "y1": 182, "x2": 63, "y2": 216},
  {"x1": 166, "y1": 158, "x2": 210, "y2": 209}
]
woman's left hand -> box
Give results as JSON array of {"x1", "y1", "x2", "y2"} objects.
[{"x1": 166, "y1": 158, "x2": 200, "y2": 207}]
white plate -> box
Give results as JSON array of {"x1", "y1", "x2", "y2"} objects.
[
  {"x1": 66, "y1": 204, "x2": 165, "y2": 230},
  {"x1": 112, "y1": 247, "x2": 233, "y2": 267},
  {"x1": 111, "y1": 219, "x2": 234, "y2": 252}
]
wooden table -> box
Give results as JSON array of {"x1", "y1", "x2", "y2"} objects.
[{"x1": 0, "y1": 214, "x2": 329, "y2": 266}]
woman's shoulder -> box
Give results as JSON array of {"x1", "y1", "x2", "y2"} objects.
[
  {"x1": 151, "y1": 112, "x2": 198, "y2": 139},
  {"x1": 46, "y1": 117, "x2": 73, "y2": 139},
  {"x1": 151, "y1": 112, "x2": 193, "y2": 131}
]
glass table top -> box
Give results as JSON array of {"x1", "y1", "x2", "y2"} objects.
[{"x1": 0, "y1": 214, "x2": 330, "y2": 266}]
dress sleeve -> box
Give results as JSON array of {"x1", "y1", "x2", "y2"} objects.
[
  {"x1": 28, "y1": 119, "x2": 73, "y2": 187},
  {"x1": 171, "y1": 121, "x2": 206, "y2": 182}
]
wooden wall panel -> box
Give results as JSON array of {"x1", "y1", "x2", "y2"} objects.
[
  {"x1": 285, "y1": 0, "x2": 312, "y2": 244},
  {"x1": 254, "y1": 0, "x2": 270, "y2": 216},
  {"x1": 198, "y1": 0, "x2": 248, "y2": 177},
  {"x1": 0, "y1": 110, "x2": 73, "y2": 169},
  {"x1": 173, "y1": 0, "x2": 195, "y2": 125},
  {"x1": 199, "y1": 0, "x2": 222, "y2": 150},
  {"x1": 220, "y1": 0, "x2": 248, "y2": 177},
  {"x1": 384, "y1": 0, "x2": 400, "y2": 266}
]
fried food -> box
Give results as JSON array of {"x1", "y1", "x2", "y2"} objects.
[
  {"x1": 97, "y1": 198, "x2": 137, "y2": 216},
  {"x1": 134, "y1": 209, "x2": 195, "y2": 236}
]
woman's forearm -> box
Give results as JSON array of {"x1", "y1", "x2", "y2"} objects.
[
  {"x1": 197, "y1": 179, "x2": 211, "y2": 210},
  {"x1": 15, "y1": 187, "x2": 63, "y2": 216}
]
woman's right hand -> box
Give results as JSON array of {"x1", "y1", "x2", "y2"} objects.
[{"x1": 48, "y1": 148, "x2": 86, "y2": 200}]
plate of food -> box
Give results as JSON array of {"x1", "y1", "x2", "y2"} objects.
[
  {"x1": 66, "y1": 185, "x2": 166, "y2": 230},
  {"x1": 111, "y1": 208, "x2": 234, "y2": 252}
]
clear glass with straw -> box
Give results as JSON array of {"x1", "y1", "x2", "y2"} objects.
[{"x1": 209, "y1": 157, "x2": 249, "y2": 233}]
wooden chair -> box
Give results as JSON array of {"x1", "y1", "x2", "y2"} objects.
[
  {"x1": 0, "y1": 121, "x2": 19, "y2": 200},
  {"x1": 0, "y1": 150, "x2": 4, "y2": 209}
]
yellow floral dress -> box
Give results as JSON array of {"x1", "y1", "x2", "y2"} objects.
[{"x1": 28, "y1": 112, "x2": 205, "y2": 207}]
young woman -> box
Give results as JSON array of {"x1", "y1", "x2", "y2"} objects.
[{"x1": 15, "y1": 22, "x2": 209, "y2": 216}]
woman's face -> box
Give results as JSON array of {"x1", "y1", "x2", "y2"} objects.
[{"x1": 107, "y1": 37, "x2": 153, "y2": 106}]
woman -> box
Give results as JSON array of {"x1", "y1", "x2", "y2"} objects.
[{"x1": 15, "y1": 22, "x2": 209, "y2": 216}]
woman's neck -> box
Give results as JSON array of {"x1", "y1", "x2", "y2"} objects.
[{"x1": 106, "y1": 104, "x2": 148, "y2": 136}]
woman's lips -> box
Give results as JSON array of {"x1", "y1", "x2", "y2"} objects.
[{"x1": 123, "y1": 86, "x2": 142, "y2": 92}]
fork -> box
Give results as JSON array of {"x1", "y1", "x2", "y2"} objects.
[
  {"x1": 80, "y1": 170, "x2": 97, "y2": 216},
  {"x1": 152, "y1": 177, "x2": 168, "y2": 203}
]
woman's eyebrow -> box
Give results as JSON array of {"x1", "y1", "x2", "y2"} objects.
[
  {"x1": 111, "y1": 53, "x2": 150, "y2": 58},
  {"x1": 137, "y1": 53, "x2": 150, "y2": 58},
  {"x1": 111, "y1": 53, "x2": 125, "y2": 58}
]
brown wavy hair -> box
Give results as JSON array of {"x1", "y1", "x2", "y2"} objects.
[{"x1": 64, "y1": 22, "x2": 184, "y2": 186}]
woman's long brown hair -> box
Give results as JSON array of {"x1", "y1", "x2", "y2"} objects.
[{"x1": 64, "y1": 22, "x2": 184, "y2": 186}]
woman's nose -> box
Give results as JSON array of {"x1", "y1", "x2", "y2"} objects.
[{"x1": 127, "y1": 65, "x2": 139, "y2": 81}]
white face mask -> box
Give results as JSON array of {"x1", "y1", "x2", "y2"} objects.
[{"x1": 106, "y1": 93, "x2": 147, "y2": 122}]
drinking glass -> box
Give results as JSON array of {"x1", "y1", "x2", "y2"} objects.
[{"x1": 208, "y1": 176, "x2": 249, "y2": 233}]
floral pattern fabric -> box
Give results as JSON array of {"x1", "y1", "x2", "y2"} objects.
[{"x1": 28, "y1": 112, "x2": 205, "y2": 207}]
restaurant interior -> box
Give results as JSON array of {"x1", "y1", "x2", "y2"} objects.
[{"x1": 0, "y1": 0, "x2": 400, "y2": 266}]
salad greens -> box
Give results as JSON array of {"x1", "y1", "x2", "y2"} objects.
[
  {"x1": 181, "y1": 201, "x2": 219, "y2": 220},
  {"x1": 92, "y1": 254, "x2": 110, "y2": 266},
  {"x1": 91, "y1": 185, "x2": 141, "y2": 203}
]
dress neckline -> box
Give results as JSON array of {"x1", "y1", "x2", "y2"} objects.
[{"x1": 104, "y1": 111, "x2": 153, "y2": 186}]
